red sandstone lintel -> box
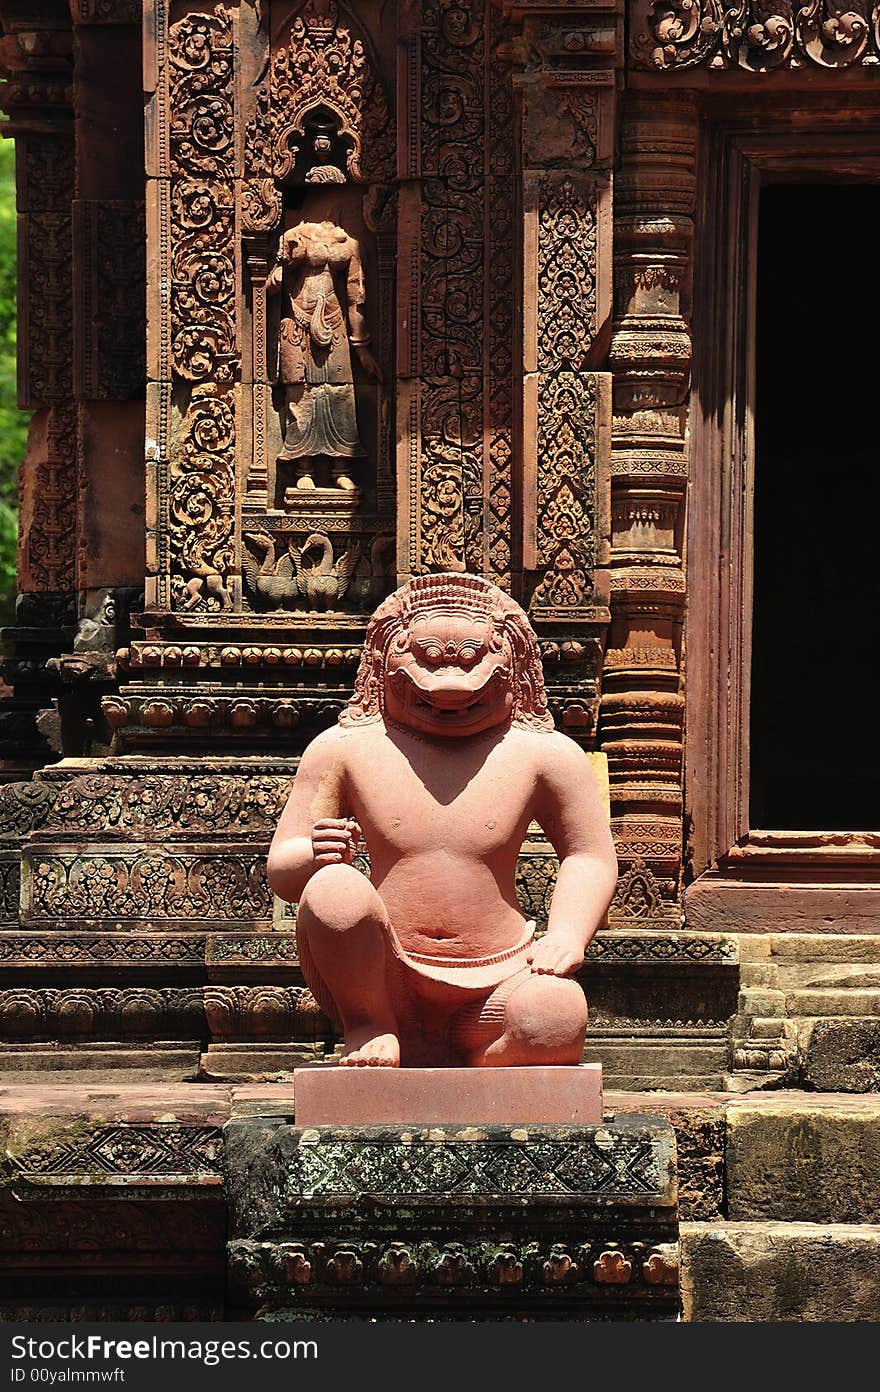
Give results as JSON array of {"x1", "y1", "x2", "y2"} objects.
[{"x1": 293, "y1": 1064, "x2": 603, "y2": 1125}]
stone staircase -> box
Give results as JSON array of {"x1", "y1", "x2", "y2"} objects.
[
  {"x1": 612, "y1": 1090, "x2": 880, "y2": 1320},
  {"x1": 731, "y1": 935, "x2": 880, "y2": 1091}
]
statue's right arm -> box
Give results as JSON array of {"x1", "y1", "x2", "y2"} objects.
[{"x1": 266, "y1": 728, "x2": 351, "y2": 904}]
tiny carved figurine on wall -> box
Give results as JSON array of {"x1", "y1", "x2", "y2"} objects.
[
  {"x1": 268, "y1": 574, "x2": 618, "y2": 1067},
  {"x1": 268, "y1": 125, "x2": 381, "y2": 495}
]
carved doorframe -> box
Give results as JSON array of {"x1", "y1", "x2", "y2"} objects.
[{"x1": 685, "y1": 103, "x2": 880, "y2": 933}]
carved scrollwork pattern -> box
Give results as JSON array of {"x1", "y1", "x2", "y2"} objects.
[
  {"x1": 29, "y1": 853, "x2": 271, "y2": 922},
  {"x1": 169, "y1": 11, "x2": 235, "y2": 381},
  {"x1": 633, "y1": 0, "x2": 880, "y2": 68},
  {"x1": 23, "y1": 404, "x2": 77, "y2": 592},
  {"x1": 244, "y1": 0, "x2": 395, "y2": 187},
  {"x1": 486, "y1": 17, "x2": 516, "y2": 587},
  {"x1": 538, "y1": 177, "x2": 596, "y2": 373},
  {"x1": 240, "y1": 178, "x2": 283, "y2": 235},
  {"x1": 419, "y1": 378, "x2": 483, "y2": 574},
  {"x1": 531, "y1": 374, "x2": 597, "y2": 610},
  {"x1": 46, "y1": 774, "x2": 289, "y2": 835},
  {"x1": 528, "y1": 174, "x2": 600, "y2": 614},
  {"x1": 168, "y1": 9, "x2": 237, "y2": 610},
  {"x1": 417, "y1": 2, "x2": 515, "y2": 581},
  {"x1": 169, "y1": 390, "x2": 236, "y2": 611},
  {"x1": 0, "y1": 783, "x2": 57, "y2": 838}
]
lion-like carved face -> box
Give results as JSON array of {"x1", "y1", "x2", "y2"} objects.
[{"x1": 383, "y1": 610, "x2": 514, "y2": 738}]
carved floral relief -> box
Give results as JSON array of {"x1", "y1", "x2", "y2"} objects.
[
  {"x1": 168, "y1": 7, "x2": 237, "y2": 612},
  {"x1": 632, "y1": 0, "x2": 880, "y2": 69}
]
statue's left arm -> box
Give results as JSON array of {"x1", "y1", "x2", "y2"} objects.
[
  {"x1": 529, "y1": 735, "x2": 618, "y2": 977},
  {"x1": 345, "y1": 239, "x2": 381, "y2": 381}
]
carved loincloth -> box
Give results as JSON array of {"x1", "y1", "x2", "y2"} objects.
[{"x1": 297, "y1": 916, "x2": 536, "y2": 1030}]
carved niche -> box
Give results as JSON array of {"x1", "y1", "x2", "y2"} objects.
[
  {"x1": 238, "y1": 0, "x2": 397, "y2": 616},
  {"x1": 153, "y1": 1, "x2": 398, "y2": 622}
]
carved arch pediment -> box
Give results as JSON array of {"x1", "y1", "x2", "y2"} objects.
[{"x1": 245, "y1": 0, "x2": 395, "y2": 199}]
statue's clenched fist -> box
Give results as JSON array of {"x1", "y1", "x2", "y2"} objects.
[{"x1": 311, "y1": 817, "x2": 362, "y2": 867}]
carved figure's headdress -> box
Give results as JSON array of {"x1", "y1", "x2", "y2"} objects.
[{"x1": 341, "y1": 573, "x2": 554, "y2": 731}]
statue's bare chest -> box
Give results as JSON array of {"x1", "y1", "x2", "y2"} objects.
[{"x1": 345, "y1": 738, "x2": 534, "y2": 857}]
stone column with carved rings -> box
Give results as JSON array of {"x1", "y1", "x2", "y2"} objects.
[{"x1": 601, "y1": 93, "x2": 696, "y2": 926}]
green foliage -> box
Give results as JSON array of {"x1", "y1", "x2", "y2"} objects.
[{"x1": 0, "y1": 133, "x2": 28, "y2": 629}]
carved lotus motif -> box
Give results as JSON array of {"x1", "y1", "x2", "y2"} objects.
[{"x1": 593, "y1": 1249, "x2": 633, "y2": 1284}]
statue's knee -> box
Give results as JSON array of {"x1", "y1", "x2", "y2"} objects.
[
  {"x1": 504, "y1": 975, "x2": 588, "y2": 1055},
  {"x1": 298, "y1": 863, "x2": 379, "y2": 935}
]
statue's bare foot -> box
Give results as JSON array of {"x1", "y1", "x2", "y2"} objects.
[{"x1": 340, "y1": 1027, "x2": 400, "y2": 1068}]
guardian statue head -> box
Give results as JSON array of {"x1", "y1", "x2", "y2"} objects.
[{"x1": 341, "y1": 573, "x2": 554, "y2": 738}]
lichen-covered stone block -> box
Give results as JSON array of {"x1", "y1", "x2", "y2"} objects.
[{"x1": 226, "y1": 1115, "x2": 679, "y2": 1320}]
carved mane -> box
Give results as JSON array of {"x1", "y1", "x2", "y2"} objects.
[{"x1": 341, "y1": 573, "x2": 555, "y2": 731}]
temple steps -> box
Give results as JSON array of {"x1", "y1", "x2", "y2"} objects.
[
  {"x1": 784, "y1": 988, "x2": 880, "y2": 1016},
  {"x1": 0, "y1": 1083, "x2": 878, "y2": 1319},
  {"x1": 680, "y1": 1222, "x2": 880, "y2": 1322},
  {"x1": 612, "y1": 1091, "x2": 880, "y2": 1320},
  {"x1": 585, "y1": 1028, "x2": 728, "y2": 1092}
]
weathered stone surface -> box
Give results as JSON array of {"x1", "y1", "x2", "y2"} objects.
[
  {"x1": 727, "y1": 1098, "x2": 880, "y2": 1223},
  {"x1": 668, "y1": 1109, "x2": 725, "y2": 1221},
  {"x1": 0, "y1": 1083, "x2": 228, "y2": 1315},
  {"x1": 228, "y1": 1117, "x2": 676, "y2": 1231},
  {"x1": 198, "y1": 1042, "x2": 324, "y2": 1082},
  {"x1": 804, "y1": 1019, "x2": 880, "y2": 1093},
  {"x1": 681, "y1": 1222, "x2": 880, "y2": 1322},
  {"x1": 0, "y1": 1085, "x2": 227, "y2": 1191},
  {"x1": 225, "y1": 1116, "x2": 679, "y2": 1318},
  {"x1": 585, "y1": 1030, "x2": 728, "y2": 1093},
  {"x1": 610, "y1": 1094, "x2": 725, "y2": 1221}
]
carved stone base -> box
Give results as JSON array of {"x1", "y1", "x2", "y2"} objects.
[
  {"x1": 293, "y1": 1063, "x2": 604, "y2": 1125},
  {"x1": 281, "y1": 485, "x2": 364, "y2": 513},
  {"x1": 0, "y1": 1083, "x2": 226, "y2": 1315},
  {"x1": 225, "y1": 1116, "x2": 679, "y2": 1320}
]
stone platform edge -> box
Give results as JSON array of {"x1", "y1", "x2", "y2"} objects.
[{"x1": 292, "y1": 1062, "x2": 604, "y2": 1125}]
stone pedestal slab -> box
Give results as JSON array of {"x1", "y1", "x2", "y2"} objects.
[
  {"x1": 226, "y1": 1115, "x2": 679, "y2": 1320},
  {"x1": 293, "y1": 1064, "x2": 603, "y2": 1125}
]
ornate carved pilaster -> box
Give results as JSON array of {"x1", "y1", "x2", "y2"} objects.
[
  {"x1": 244, "y1": 244, "x2": 270, "y2": 505},
  {"x1": 124, "y1": 1, "x2": 398, "y2": 758},
  {"x1": 602, "y1": 93, "x2": 696, "y2": 925},
  {"x1": 397, "y1": 0, "x2": 516, "y2": 589},
  {"x1": 509, "y1": 0, "x2": 620, "y2": 742}
]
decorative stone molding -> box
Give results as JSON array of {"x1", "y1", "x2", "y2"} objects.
[
  {"x1": 630, "y1": 0, "x2": 880, "y2": 71},
  {"x1": 0, "y1": 987, "x2": 205, "y2": 1041},
  {"x1": 244, "y1": 0, "x2": 394, "y2": 189},
  {"x1": 204, "y1": 985, "x2": 327, "y2": 1041},
  {"x1": 24, "y1": 849, "x2": 272, "y2": 925},
  {"x1": 226, "y1": 1115, "x2": 679, "y2": 1318}
]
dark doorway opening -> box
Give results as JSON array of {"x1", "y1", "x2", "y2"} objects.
[{"x1": 750, "y1": 182, "x2": 880, "y2": 831}]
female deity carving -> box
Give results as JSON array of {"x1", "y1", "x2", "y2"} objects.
[{"x1": 268, "y1": 209, "x2": 380, "y2": 491}]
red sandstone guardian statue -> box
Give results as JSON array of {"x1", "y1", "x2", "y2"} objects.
[{"x1": 268, "y1": 573, "x2": 617, "y2": 1068}]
